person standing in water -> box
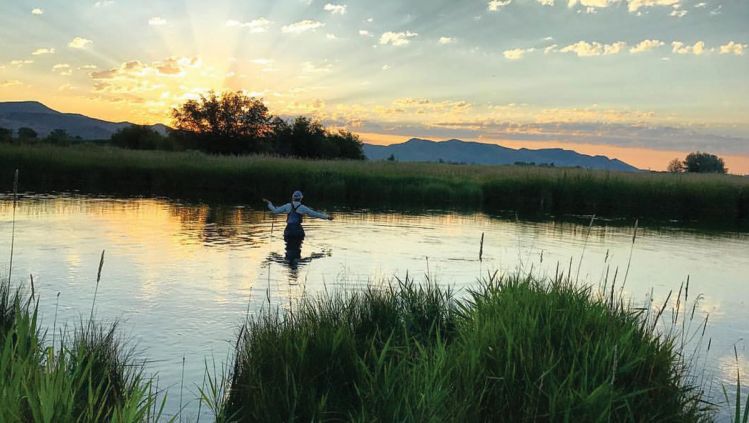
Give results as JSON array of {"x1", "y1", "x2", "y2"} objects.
[{"x1": 263, "y1": 190, "x2": 333, "y2": 242}]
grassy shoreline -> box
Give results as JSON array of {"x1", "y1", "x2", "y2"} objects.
[
  {"x1": 217, "y1": 274, "x2": 711, "y2": 422},
  {"x1": 1, "y1": 143, "x2": 748, "y2": 229}
]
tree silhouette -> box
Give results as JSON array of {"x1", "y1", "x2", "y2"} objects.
[
  {"x1": 0, "y1": 127, "x2": 11, "y2": 143},
  {"x1": 17, "y1": 127, "x2": 38, "y2": 141},
  {"x1": 666, "y1": 158, "x2": 684, "y2": 173},
  {"x1": 111, "y1": 125, "x2": 173, "y2": 150},
  {"x1": 683, "y1": 152, "x2": 727, "y2": 174},
  {"x1": 171, "y1": 91, "x2": 272, "y2": 154}
]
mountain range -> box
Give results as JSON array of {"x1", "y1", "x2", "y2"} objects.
[
  {"x1": 0, "y1": 101, "x2": 638, "y2": 171},
  {"x1": 0, "y1": 101, "x2": 168, "y2": 139},
  {"x1": 364, "y1": 138, "x2": 639, "y2": 171}
]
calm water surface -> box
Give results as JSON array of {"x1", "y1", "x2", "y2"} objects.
[{"x1": 1, "y1": 195, "x2": 747, "y2": 420}]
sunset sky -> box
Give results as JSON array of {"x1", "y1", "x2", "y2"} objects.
[{"x1": 1, "y1": 0, "x2": 747, "y2": 172}]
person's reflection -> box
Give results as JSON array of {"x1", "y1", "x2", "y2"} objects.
[{"x1": 267, "y1": 237, "x2": 330, "y2": 284}]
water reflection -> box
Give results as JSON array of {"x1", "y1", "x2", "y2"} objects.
[{"x1": 265, "y1": 237, "x2": 331, "y2": 284}]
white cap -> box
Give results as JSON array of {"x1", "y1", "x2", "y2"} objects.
[{"x1": 292, "y1": 190, "x2": 303, "y2": 201}]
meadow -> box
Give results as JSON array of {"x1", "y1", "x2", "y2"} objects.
[{"x1": 1, "y1": 143, "x2": 748, "y2": 229}]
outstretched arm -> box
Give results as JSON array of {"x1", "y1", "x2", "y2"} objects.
[
  {"x1": 263, "y1": 199, "x2": 291, "y2": 214},
  {"x1": 298, "y1": 205, "x2": 333, "y2": 220}
]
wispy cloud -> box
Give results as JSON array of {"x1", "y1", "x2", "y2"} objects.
[
  {"x1": 94, "y1": 1, "x2": 114, "y2": 7},
  {"x1": 488, "y1": 0, "x2": 512, "y2": 11},
  {"x1": 10, "y1": 60, "x2": 34, "y2": 67},
  {"x1": 0, "y1": 80, "x2": 23, "y2": 87},
  {"x1": 31, "y1": 8, "x2": 43, "y2": 15},
  {"x1": 379, "y1": 31, "x2": 418, "y2": 47},
  {"x1": 282, "y1": 20, "x2": 324, "y2": 34},
  {"x1": 438, "y1": 37, "x2": 455, "y2": 45},
  {"x1": 323, "y1": 3, "x2": 347, "y2": 15},
  {"x1": 537, "y1": 0, "x2": 555, "y2": 5},
  {"x1": 359, "y1": 30, "x2": 373, "y2": 37},
  {"x1": 68, "y1": 37, "x2": 93, "y2": 49},
  {"x1": 225, "y1": 18, "x2": 272, "y2": 33},
  {"x1": 148, "y1": 17, "x2": 167, "y2": 26},
  {"x1": 503, "y1": 48, "x2": 534, "y2": 60},
  {"x1": 52, "y1": 64, "x2": 72, "y2": 75},
  {"x1": 32, "y1": 48, "x2": 55, "y2": 55},
  {"x1": 670, "y1": 9, "x2": 687, "y2": 17},
  {"x1": 627, "y1": 0, "x2": 679, "y2": 12},
  {"x1": 630, "y1": 39, "x2": 664, "y2": 53}
]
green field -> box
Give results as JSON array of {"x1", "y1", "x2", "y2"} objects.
[{"x1": 1, "y1": 143, "x2": 748, "y2": 228}]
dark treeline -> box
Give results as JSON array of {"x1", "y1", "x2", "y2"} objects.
[
  {"x1": 1, "y1": 91, "x2": 365, "y2": 160},
  {"x1": 0, "y1": 127, "x2": 83, "y2": 146},
  {"x1": 114, "y1": 91, "x2": 365, "y2": 159}
]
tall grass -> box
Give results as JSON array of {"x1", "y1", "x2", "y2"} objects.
[
  {"x1": 1, "y1": 143, "x2": 747, "y2": 228},
  {"x1": 219, "y1": 273, "x2": 711, "y2": 422},
  {"x1": 0, "y1": 280, "x2": 165, "y2": 422}
]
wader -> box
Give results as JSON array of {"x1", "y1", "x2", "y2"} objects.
[{"x1": 283, "y1": 203, "x2": 305, "y2": 241}]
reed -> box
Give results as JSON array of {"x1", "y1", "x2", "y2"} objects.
[
  {"x1": 220, "y1": 272, "x2": 712, "y2": 422},
  {"x1": 1, "y1": 279, "x2": 165, "y2": 422},
  {"x1": 2, "y1": 143, "x2": 747, "y2": 228}
]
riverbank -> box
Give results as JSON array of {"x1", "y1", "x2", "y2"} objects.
[{"x1": 1, "y1": 143, "x2": 747, "y2": 228}]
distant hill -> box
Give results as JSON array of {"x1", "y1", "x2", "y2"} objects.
[
  {"x1": 363, "y1": 138, "x2": 639, "y2": 172},
  {"x1": 0, "y1": 101, "x2": 168, "y2": 139}
]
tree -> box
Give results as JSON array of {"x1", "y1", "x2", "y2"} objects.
[
  {"x1": 44, "y1": 129, "x2": 73, "y2": 146},
  {"x1": 0, "y1": 127, "x2": 11, "y2": 143},
  {"x1": 111, "y1": 125, "x2": 173, "y2": 150},
  {"x1": 326, "y1": 129, "x2": 365, "y2": 160},
  {"x1": 666, "y1": 158, "x2": 684, "y2": 173},
  {"x1": 171, "y1": 91, "x2": 272, "y2": 154},
  {"x1": 17, "y1": 127, "x2": 38, "y2": 142},
  {"x1": 683, "y1": 152, "x2": 727, "y2": 174}
]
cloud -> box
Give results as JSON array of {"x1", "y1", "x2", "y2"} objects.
[
  {"x1": 488, "y1": 0, "x2": 512, "y2": 11},
  {"x1": 359, "y1": 30, "x2": 373, "y2": 37},
  {"x1": 379, "y1": 31, "x2": 418, "y2": 47},
  {"x1": 719, "y1": 41, "x2": 746, "y2": 56},
  {"x1": 567, "y1": 0, "x2": 614, "y2": 9},
  {"x1": 1, "y1": 80, "x2": 22, "y2": 87},
  {"x1": 149, "y1": 17, "x2": 167, "y2": 26},
  {"x1": 302, "y1": 61, "x2": 333, "y2": 73},
  {"x1": 58, "y1": 84, "x2": 76, "y2": 92},
  {"x1": 438, "y1": 37, "x2": 455, "y2": 45},
  {"x1": 282, "y1": 20, "x2": 324, "y2": 34},
  {"x1": 31, "y1": 8, "x2": 43, "y2": 15},
  {"x1": 323, "y1": 3, "x2": 347, "y2": 15},
  {"x1": 537, "y1": 0, "x2": 555, "y2": 5},
  {"x1": 381, "y1": 64, "x2": 390, "y2": 71},
  {"x1": 32, "y1": 48, "x2": 55, "y2": 55},
  {"x1": 629, "y1": 39, "x2": 664, "y2": 53},
  {"x1": 52, "y1": 64, "x2": 72, "y2": 76},
  {"x1": 225, "y1": 18, "x2": 272, "y2": 32},
  {"x1": 79, "y1": 64, "x2": 98, "y2": 70},
  {"x1": 10, "y1": 60, "x2": 34, "y2": 67},
  {"x1": 694, "y1": 2, "x2": 706, "y2": 6},
  {"x1": 94, "y1": 1, "x2": 114, "y2": 7},
  {"x1": 670, "y1": 9, "x2": 687, "y2": 17},
  {"x1": 544, "y1": 44, "x2": 558, "y2": 54},
  {"x1": 560, "y1": 41, "x2": 627, "y2": 57},
  {"x1": 627, "y1": 0, "x2": 679, "y2": 12},
  {"x1": 503, "y1": 48, "x2": 534, "y2": 60},
  {"x1": 326, "y1": 33, "x2": 338, "y2": 40},
  {"x1": 671, "y1": 41, "x2": 705, "y2": 55},
  {"x1": 68, "y1": 37, "x2": 93, "y2": 49}
]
